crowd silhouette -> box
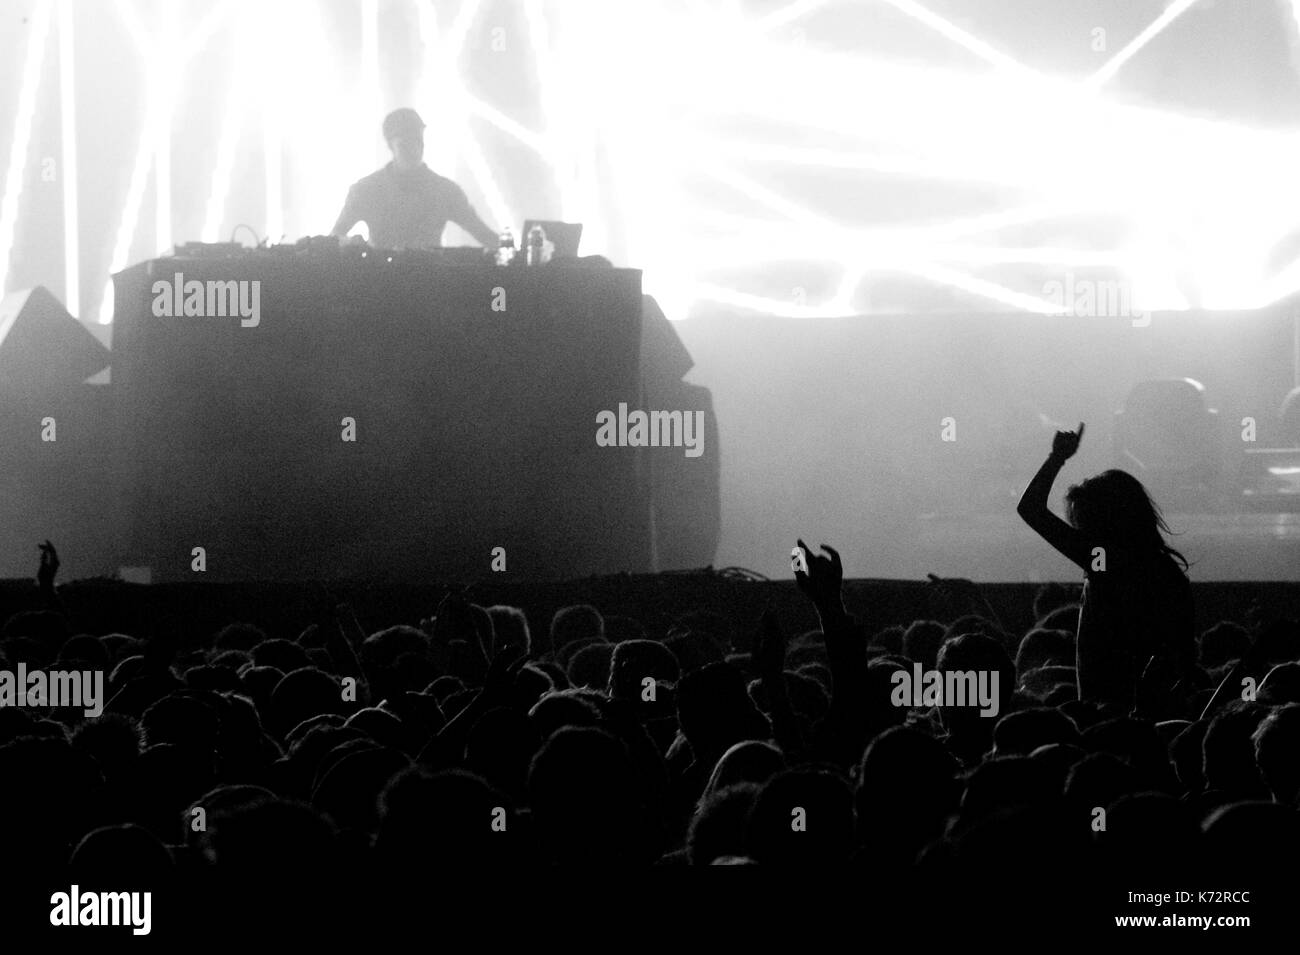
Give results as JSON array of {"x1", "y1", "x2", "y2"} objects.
[{"x1": 1, "y1": 424, "x2": 1298, "y2": 930}]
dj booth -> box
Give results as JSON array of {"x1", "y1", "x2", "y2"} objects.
[{"x1": 109, "y1": 248, "x2": 654, "y2": 581}]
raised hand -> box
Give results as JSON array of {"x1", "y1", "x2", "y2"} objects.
[
  {"x1": 1051, "y1": 422, "x2": 1085, "y2": 461},
  {"x1": 37, "y1": 540, "x2": 59, "y2": 591},
  {"x1": 793, "y1": 539, "x2": 843, "y2": 611}
]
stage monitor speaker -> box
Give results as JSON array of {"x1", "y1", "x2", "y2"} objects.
[{"x1": 0, "y1": 286, "x2": 110, "y2": 394}]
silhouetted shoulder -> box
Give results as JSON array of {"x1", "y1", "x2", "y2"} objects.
[{"x1": 349, "y1": 165, "x2": 392, "y2": 194}]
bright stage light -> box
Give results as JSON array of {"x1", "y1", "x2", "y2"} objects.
[
  {"x1": 0, "y1": 0, "x2": 53, "y2": 300},
  {"x1": 7, "y1": 0, "x2": 1300, "y2": 323}
]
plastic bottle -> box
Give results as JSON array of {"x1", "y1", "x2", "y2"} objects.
[
  {"x1": 526, "y1": 225, "x2": 546, "y2": 266},
  {"x1": 497, "y1": 227, "x2": 516, "y2": 266}
]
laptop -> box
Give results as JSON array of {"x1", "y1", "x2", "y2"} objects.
[{"x1": 521, "y1": 220, "x2": 582, "y2": 258}]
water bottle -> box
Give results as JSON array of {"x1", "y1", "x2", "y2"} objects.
[
  {"x1": 497, "y1": 227, "x2": 515, "y2": 266},
  {"x1": 526, "y1": 225, "x2": 546, "y2": 266}
]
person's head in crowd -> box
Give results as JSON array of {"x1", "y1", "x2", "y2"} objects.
[
  {"x1": 700, "y1": 740, "x2": 785, "y2": 803},
  {"x1": 528, "y1": 727, "x2": 645, "y2": 865},
  {"x1": 903, "y1": 620, "x2": 945, "y2": 670},
  {"x1": 70, "y1": 713, "x2": 142, "y2": 781},
  {"x1": 934, "y1": 632, "x2": 1016, "y2": 751},
  {"x1": 107, "y1": 654, "x2": 146, "y2": 694},
  {"x1": 548, "y1": 605, "x2": 605, "y2": 661},
  {"x1": 991, "y1": 707, "x2": 1081, "y2": 757},
  {"x1": 1064, "y1": 469, "x2": 1188, "y2": 568},
  {"x1": 214, "y1": 623, "x2": 267, "y2": 653},
  {"x1": 870, "y1": 625, "x2": 905, "y2": 654},
  {"x1": 1100, "y1": 791, "x2": 1200, "y2": 875},
  {"x1": 746, "y1": 769, "x2": 854, "y2": 866},
  {"x1": 688, "y1": 783, "x2": 760, "y2": 865},
  {"x1": 607, "y1": 640, "x2": 680, "y2": 703},
  {"x1": 1016, "y1": 628, "x2": 1075, "y2": 676},
  {"x1": 1033, "y1": 582, "x2": 1080, "y2": 623},
  {"x1": 956, "y1": 756, "x2": 1058, "y2": 831},
  {"x1": 1252, "y1": 704, "x2": 1300, "y2": 806},
  {"x1": 1082, "y1": 717, "x2": 1177, "y2": 792},
  {"x1": 184, "y1": 665, "x2": 242, "y2": 693},
  {"x1": 670, "y1": 610, "x2": 733, "y2": 654},
  {"x1": 238, "y1": 665, "x2": 285, "y2": 716},
  {"x1": 427, "y1": 594, "x2": 486, "y2": 661},
  {"x1": 56, "y1": 634, "x2": 110, "y2": 670},
  {"x1": 467, "y1": 605, "x2": 495, "y2": 662},
  {"x1": 278, "y1": 724, "x2": 366, "y2": 798},
  {"x1": 0, "y1": 735, "x2": 103, "y2": 861},
  {"x1": 1259, "y1": 662, "x2": 1300, "y2": 705},
  {"x1": 510, "y1": 663, "x2": 556, "y2": 713},
  {"x1": 100, "y1": 633, "x2": 144, "y2": 664},
  {"x1": 465, "y1": 706, "x2": 540, "y2": 800},
  {"x1": 268, "y1": 668, "x2": 348, "y2": 741},
  {"x1": 359, "y1": 626, "x2": 430, "y2": 700},
  {"x1": 1064, "y1": 752, "x2": 1136, "y2": 813},
  {"x1": 1028, "y1": 741, "x2": 1087, "y2": 793},
  {"x1": 311, "y1": 745, "x2": 410, "y2": 834},
  {"x1": 1019, "y1": 665, "x2": 1077, "y2": 701},
  {"x1": 205, "y1": 796, "x2": 337, "y2": 877},
  {"x1": 556, "y1": 636, "x2": 598, "y2": 669},
  {"x1": 141, "y1": 693, "x2": 220, "y2": 751},
  {"x1": 863, "y1": 658, "x2": 911, "y2": 738},
  {"x1": 484, "y1": 605, "x2": 530, "y2": 659},
  {"x1": 1203, "y1": 702, "x2": 1270, "y2": 798},
  {"x1": 663, "y1": 633, "x2": 726, "y2": 674},
  {"x1": 70, "y1": 824, "x2": 173, "y2": 884},
  {"x1": 377, "y1": 768, "x2": 514, "y2": 869},
  {"x1": 528, "y1": 690, "x2": 603, "y2": 739},
  {"x1": 785, "y1": 631, "x2": 829, "y2": 671},
  {"x1": 857, "y1": 726, "x2": 960, "y2": 862},
  {"x1": 1202, "y1": 801, "x2": 1300, "y2": 876},
  {"x1": 1198, "y1": 621, "x2": 1251, "y2": 670},
  {"x1": 250, "y1": 639, "x2": 310, "y2": 674},
  {"x1": 344, "y1": 707, "x2": 408, "y2": 752},
  {"x1": 676, "y1": 663, "x2": 770, "y2": 762},
  {"x1": 1037, "y1": 604, "x2": 1081, "y2": 636},
  {"x1": 428, "y1": 676, "x2": 464, "y2": 706},
  {"x1": 943, "y1": 614, "x2": 1002, "y2": 645},
  {"x1": 567, "y1": 641, "x2": 615, "y2": 689},
  {"x1": 210, "y1": 649, "x2": 250, "y2": 670},
  {"x1": 746, "y1": 672, "x2": 828, "y2": 725}
]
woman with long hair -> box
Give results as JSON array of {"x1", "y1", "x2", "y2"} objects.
[{"x1": 1017, "y1": 423, "x2": 1194, "y2": 710}]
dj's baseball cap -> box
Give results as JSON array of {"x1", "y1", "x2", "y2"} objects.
[{"x1": 382, "y1": 108, "x2": 425, "y2": 140}]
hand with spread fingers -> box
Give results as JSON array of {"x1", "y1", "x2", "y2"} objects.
[{"x1": 793, "y1": 538, "x2": 843, "y2": 612}]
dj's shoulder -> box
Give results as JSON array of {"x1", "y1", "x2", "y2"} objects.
[{"x1": 351, "y1": 164, "x2": 398, "y2": 192}]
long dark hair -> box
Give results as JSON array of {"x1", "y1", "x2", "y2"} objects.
[{"x1": 1064, "y1": 469, "x2": 1189, "y2": 570}]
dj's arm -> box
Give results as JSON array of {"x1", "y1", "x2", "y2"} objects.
[
  {"x1": 455, "y1": 207, "x2": 499, "y2": 248},
  {"x1": 330, "y1": 186, "x2": 362, "y2": 238}
]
